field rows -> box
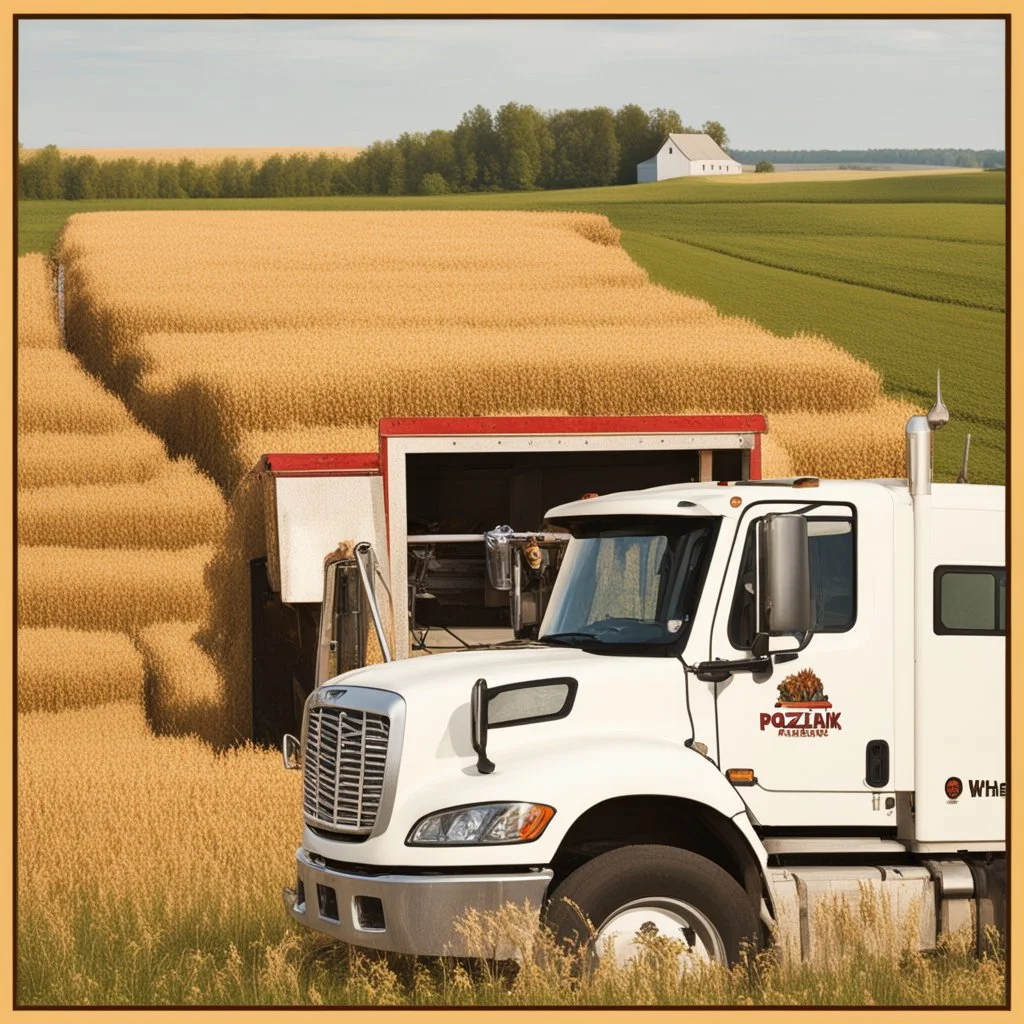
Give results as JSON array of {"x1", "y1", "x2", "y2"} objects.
[
  {"x1": 57, "y1": 210, "x2": 909, "y2": 495},
  {"x1": 19, "y1": 172, "x2": 1004, "y2": 486},
  {"x1": 666, "y1": 234, "x2": 1003, "y2": 311},
  {"x1": 623, "y1": 230, "x2": 1004, "y2": 482},
  {"x1": 16, "y1": 252, "x2": 234, "y2": 730}
]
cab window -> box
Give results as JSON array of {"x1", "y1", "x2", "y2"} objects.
[
  {"x1": 728, "y1": 518, "x2": 856, "y2": 649},
  {"x1": 934, "y1": 566, "x2": 1006, "y2": 635}
]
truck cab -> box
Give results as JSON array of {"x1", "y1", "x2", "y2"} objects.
[{"x1": 281, "y1": 414, "x2": 1005, "y2": 966}]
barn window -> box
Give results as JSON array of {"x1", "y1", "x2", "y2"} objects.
[{"x1": 669, "y1": 147, "x2": 673, "y2": 154}]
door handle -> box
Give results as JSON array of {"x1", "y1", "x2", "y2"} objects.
[{"x1": 866, "y1": 740, "x2": 890, "y2": 788}]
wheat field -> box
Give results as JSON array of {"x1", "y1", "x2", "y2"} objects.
[
  {"x1": 20, "y1": 145, "x2": 361, "y2": 164},
  {"x1": 18, "y1": 429, "x2": 171, "y2": 488},
  {"x1": 15, "y1": 702, "x2": 1004, "y2": 1006},
  {"x1": 56, "y1": 210, "x2": 906, "y2": 492},
  {"x1": 17, "y1": 254, "x2": 60, "y2": 348},
  {"x1": 723, "y1": 167, "x2": 983, "y2": 184},
  {"x1": 51, "y1": 207, "x2": 917, "y2": 743},
  {"x1": 16, "y1": 210, "x2": 967, "y2": 1007}
]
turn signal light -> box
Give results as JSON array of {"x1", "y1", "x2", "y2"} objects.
[
  {"x1": 518, "y1": 804, "x2": 556, "y2": 841},
  {"x1": 726, "y1": 768, "x2": 757, "y2": 786}
]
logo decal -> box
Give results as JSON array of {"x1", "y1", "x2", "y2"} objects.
[
  {"x1": 945, "y1": 776, "x2": 963, "y2": 801},
  {"x1": 759, "y1": 669, "x2": 841, "y2": 737}
]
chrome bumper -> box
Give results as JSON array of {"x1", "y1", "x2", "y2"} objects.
[{"x1": 283, "y1": 847, "x2": 553, "y2": 957}]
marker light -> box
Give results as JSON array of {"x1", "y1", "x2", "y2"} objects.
[{"x1": 407, "y1": 802, "x2": 555, "y2": 846}]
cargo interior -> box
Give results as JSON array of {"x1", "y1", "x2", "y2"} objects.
[{"x1": 404, "y1": 448, "x2": 744, "y2": 644}]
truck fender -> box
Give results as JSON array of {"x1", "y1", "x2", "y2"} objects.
[{"x1": 413, "y1": 736, "x2": 774, "y2": 910}]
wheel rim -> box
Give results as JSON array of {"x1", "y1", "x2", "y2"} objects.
[{"x1": 593, "y1": 897, "x2": 727, "y2": 969}]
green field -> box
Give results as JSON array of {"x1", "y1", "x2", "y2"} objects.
[{"x1": 19, "y1": 170, "x2": 1005, "y2": 482}]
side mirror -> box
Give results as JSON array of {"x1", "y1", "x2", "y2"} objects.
[
  {"x1": 470, "y1": 678, "x2": 495, "y2": 775},
  {"x1": 282, "y1": 733, "x2": 302, "y2": 770},
  {"x1": 756, "y1": 514, "x2": 813, "y2": 645}
]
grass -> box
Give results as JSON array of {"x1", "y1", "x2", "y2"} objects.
[{"x1": 19, "y1": 170, "x2": 1005, "y2": 483}]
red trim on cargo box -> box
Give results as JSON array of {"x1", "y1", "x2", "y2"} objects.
[
  {"x1": 379, "y1": 415, "x2": 767, "y2": 439},
  {"x1": 750, "y1": 432, "x2": 762, "y2": 480},
  {"x1": 378, "y1": 414, "x2": 768, "y2": 549},
  {"x1": 261, "y1": 452, "x2": 379, "y2": 476}
]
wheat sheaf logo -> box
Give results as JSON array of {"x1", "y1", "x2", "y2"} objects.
[
  {"x1": 775, "y1": 669, "x2": 830, "y2": 708},
  {"x1": 759, "y1": 668, "x2": 841, "y2": 737}
]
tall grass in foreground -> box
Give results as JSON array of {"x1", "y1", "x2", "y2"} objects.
[
  {"x1": 18, "y1": 877, "x2": 1003, "y2": 1006},
  {"x1": 17, "y1": 702, "x2": 1002, "y2": 1007}
]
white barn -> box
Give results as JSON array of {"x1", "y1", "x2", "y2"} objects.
[{"x1": 637, "y1": 133, "x2": 742, "y2": 183}]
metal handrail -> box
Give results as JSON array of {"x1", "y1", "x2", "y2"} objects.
[
  {"x1": 354, "y1": 542, "x2": 392, "y2": 663},
  {"x1": 407, "y1": 533, "x2": 569, "y2": 545}
]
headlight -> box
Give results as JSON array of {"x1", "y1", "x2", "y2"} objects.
[{"x1": 407, "y1": 802, "x2": 555, "y2": 846}]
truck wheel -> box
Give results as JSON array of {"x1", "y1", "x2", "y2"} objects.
[{"x1": 544, "y1": 844, "x2": 758, "y2": 970}]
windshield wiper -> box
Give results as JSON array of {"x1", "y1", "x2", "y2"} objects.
[{"x1": 539, "y1": 631, "x2": 608, "y2": 647}]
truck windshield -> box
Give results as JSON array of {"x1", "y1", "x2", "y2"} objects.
[{"x1": 539, "y1": 516, "x2": 719, "y2": 648}]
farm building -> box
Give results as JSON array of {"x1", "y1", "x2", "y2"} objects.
[{"x1": 637, "y1": 133, "x2": 742, "y2": 182}]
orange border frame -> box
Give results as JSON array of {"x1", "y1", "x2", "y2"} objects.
[{"x1": 1, "y1": 6, "x2": 1016, "y2": 1023}]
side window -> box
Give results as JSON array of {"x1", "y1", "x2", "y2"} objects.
[
  {"x1": 934, "y1": 566, "x2": 1006, "y2": 635},
  {"x1": 728, "y1": 517, "x2": 856, "y2": 649}
]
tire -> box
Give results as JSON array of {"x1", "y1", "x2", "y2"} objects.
[{"x1": 544, "y1": 844, "x2": 758, "y2": 969}]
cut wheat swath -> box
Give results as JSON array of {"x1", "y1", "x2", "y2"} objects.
[
  {"x1": 18, "y1": 460, "x2": 226, "y2": 550},
  {"x1": 18, "y1": 546, "x2": 214, "y2": 632},
  {"x1": 17, "y1": 429, "x2": 171, "y2": 489},
  {"x1": 139, "y1": 621, "x2": 234, "y2": 746},
  {"x1": 768, "y1": 399, "x2": 919, "y2": 480},
  {"x1": 18, "y1": 350, "x2": 136, "y2": 435},
  {"x1": 17, "y1": 628, "x2": 144, "y2": 713},
  {"x1": 18, "y1": 254, "x2": 60, "y2": 349}
]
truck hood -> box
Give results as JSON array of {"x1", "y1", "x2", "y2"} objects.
[
  {"x1": 316, "y1": 644, "x2": 691, "y2": 775},
  {"x1": 325, "y1": 644, "x2": 600, "y2": 704},
  {"x1": 304, "y1": 643, "x2": 721, "y2": 867}
]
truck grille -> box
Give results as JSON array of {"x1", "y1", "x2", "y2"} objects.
[{"x1": 303, "y1": 706, "x2": 390, "y2": 833}]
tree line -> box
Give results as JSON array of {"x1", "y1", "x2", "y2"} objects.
[
  {"x1": 730, "y1": 148, "x2": 1004, "y2": 168},
  {"x1": 19, "y1": 104, "x2": 730, "y2": 200}
]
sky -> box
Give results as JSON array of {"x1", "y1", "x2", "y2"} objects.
[{"x1": 18, "y1": 18, "x2": 1006, "y2": 151}]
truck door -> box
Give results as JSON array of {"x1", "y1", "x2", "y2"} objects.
[{"x1": 709, "y1": 495, "x2": 897, "y2": 828}]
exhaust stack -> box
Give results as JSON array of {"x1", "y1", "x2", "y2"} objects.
[{"x1": 906, "y1": 370, "x2": 949, "y2": 497}]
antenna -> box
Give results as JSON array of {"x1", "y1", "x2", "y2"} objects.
[
  {"x1": 956, "y1": 433, "x2": 971, "y2": 484},
  {"x1": 927, "y1": 368, "x2": 949, "y2": 431}
]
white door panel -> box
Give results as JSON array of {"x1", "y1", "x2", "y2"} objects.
[{"x1": 711, "y1": 498, "x2": 896, "y2": 827}]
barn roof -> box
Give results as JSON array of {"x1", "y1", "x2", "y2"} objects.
[{"x1": 665, "y1": 133, "x2": 736, "y2": 162}]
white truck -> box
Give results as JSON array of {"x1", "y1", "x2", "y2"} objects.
[{"x1": 277, "y1": 405, "x2": 1006, "y2": 966}]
